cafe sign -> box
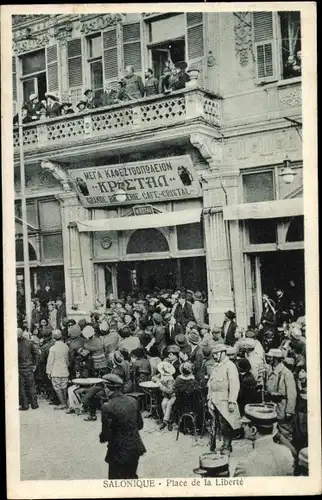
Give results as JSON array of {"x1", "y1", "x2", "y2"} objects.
[{"x1": 68, "y1": 155, "x2": 201, "y2": 207}]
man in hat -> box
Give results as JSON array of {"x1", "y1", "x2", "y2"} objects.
[
  {"x1": 46, "y1": 330, "x2": 70, "y2": 409},
  {"x1": 17, "y1": 328, "x2": 39, "y2": 410},
  {"x1": 158, "y1": 65, "x2": 172, "y2": 94},
  {"x1": 265, "y1": 348, "x2": 297, "y2": 449},
  {"x1": 202, "y1": 325, "x2": 225, "y2": 350},
  {"x1": 99, "y1": 373, "x2": 146, "y2": 479},
  {"x1": 122, "y1": 65, "x2": 145, "y2": 100},
  {"x1": 275, "y1": 288, "x2": 290, "y2": 327},
  {"x1": 45, "y1": 92, "x2": 61, "y2": 118},
  {"x1": 207, "y1": 344, "x2": 240, "y2": 454},
  {"x1": 101, "y1": 320, "x2": 120, "y2": 358},
  {"x1": 55, "y1": 296, "x2": 66, "y2": 329},
  {"x1": 172, "y1": 293, "x2": 196, "y2": 329},
  {"x1": 192, "y1": 291, "x2": 207, "y2": 325},
  {"x1": 239, "y1": 338, "x2": 266, "y2": 386},
  {"x1": 187, "y1": 329, "x2": 204, "y2": 381},
  {"x1": 175, "y1": 333, "x2": 192, "y2": 362},
  {"x1": 26, "y1": 93, "x2": 43, "y2": 121},
  {"x1": 221, "y1": 311, "x2": 237, "y2": 346},
  {"x1": 234, "y1": 403, "x2": 294, "y2": 476}
]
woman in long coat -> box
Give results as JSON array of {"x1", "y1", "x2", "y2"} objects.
[{"x1": 207, "y1": 344, "x2": 241, "y2": 454}]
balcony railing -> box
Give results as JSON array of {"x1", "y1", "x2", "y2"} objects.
[{"x1": 13, "y1": 88, "x2": 222, "y2": 154}]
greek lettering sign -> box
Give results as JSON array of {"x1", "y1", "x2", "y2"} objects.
[{"x1": 68, "y1": 155, "x2": 201, "y2": 207}]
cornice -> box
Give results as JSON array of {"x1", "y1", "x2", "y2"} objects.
[{"x1": 40, "y1": 160, "x2": 73, "y2": 192}]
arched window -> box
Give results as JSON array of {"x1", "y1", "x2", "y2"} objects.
[
  {"x1": 15, "y1": 239, "x2": 37, "y2": 262},
  {"x1": 286, "y1": 216, "x2": 304, "y2": 242},
  {"x1": 126, "y1": 229, "x2": 169, "y2": 254}
]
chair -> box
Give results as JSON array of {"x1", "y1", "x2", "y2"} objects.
[{"x1": 175, "y1": 389, "x2": 205, "y2": 442}]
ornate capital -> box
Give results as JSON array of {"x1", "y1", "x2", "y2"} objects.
[
  {"x1": 40, "y1": 160, "x2": 73, "y2": 192},
  {"x1": 80, "y1": 14, "x2": 123, "y2": 34},
  {"x1": 190, "y1": 133, "x2": 223, "y2": 170},
  {"x1": 48, "y1": 20, "x2": 73, "y2": 44}
]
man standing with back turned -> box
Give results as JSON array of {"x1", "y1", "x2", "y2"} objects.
[{"x1": 99, "y1": 374, "x2": 146, "y2": 479}]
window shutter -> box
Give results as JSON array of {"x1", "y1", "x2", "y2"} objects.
[
  {"x1": 46, "y1": 45, "x2": 59, "y2": 93},
  {"x1": 102, "y1": 27, "x2": 119, "y2": 83},
  {"x1": 186, "y1": 12, "x2": 204, "y2": 87},
  {"x1": 67, "y1": 38, "x2": 83, "y2": 88},
  {"x1": 122, "y1": 22, "x2": 142, "y2": 72},
  {"x1": 253, "y1": 12, "x2": 277, "y2": 81}
]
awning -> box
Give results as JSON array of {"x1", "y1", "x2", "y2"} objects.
[
  {"x1": 223, "y1": 198, "x2": 303, "y2": 221},
  {"x1": 76, "y1": 208, "x2": 202, "y2": 232}
]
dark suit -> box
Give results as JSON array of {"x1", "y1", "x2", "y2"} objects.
[
  {"x1": 26, "y1": 101, "x2": 43, "y2": 120},
  {"x1": 46, "y1": 102, "x2": 61, "y2": 118},
  {"x1": 173, "y1": 301, "x2": 196, "y2": 328},
  {"x1": 221, "y1": 320, "x2": 237, "y2": 346},
  {"x1": 165, "y1": 323, "x2": 184, "y2": 345},
  {"x1": 189, "y1": 345, "x2": 204, "y2": 381},
  {"x1": 100, "y1": 392, "x2": 146, "y2": 479}
]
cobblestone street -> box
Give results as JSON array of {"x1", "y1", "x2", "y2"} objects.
[{"x1": 20, "y1": 400, "x2": 251, "y2": 480}]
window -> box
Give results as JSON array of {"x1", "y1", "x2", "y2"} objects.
[
  {"x1": 67, "y1": 38, "x2": 83, "y2": 104},
  {"x1": 123, "y1": 23, "x2": 142, "y2": 72},
  {"x1": 279, "y1": 12, "x2": 301, "y2": 79},
  {"x1": 20, "y1": 49, "x2": 47, "y2": 103},
  {"x1": 87, "y1": 34, "x2": 103, "y2": 97},
  {"x1": 126, "y1": 229, "x2": 169, "y2": 254},
  {"x1": 42, "y1": 234, "x2": 63, "y2": 261},
  {"x1": 248, "y1": 219, "x2": 277, "y2": 244},
  {"x1": 253, "y1": 11, "x2": 301, "y2": 82},
  {"x1": 243, "y1": 171, "x2": 275, "y2": 203},
  {"x1": 177, "y1": 223, "x2": 204, "y2": 250}
]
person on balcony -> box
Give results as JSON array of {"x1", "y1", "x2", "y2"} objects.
[
  {"x1": 45, "y1": 92, "x2": 61, "y2": 118},
  {"x1": 100, "y1": 83, "x2": 117, "y2": 107},
  {"x1": 122, "y1": 65, "x2": 145, "y2": 100},
  {"x1": 144, "y1": 68, "x2": 159, "y2": 97},
  {"x1": 114, "y1": 80, "x2": 130, "y2": 102},
  {"x1": 159, "y1": 66, "x2": 172, "y2": 94},
  {"x1": 169, "y1": 61, "x2": 190, "y2": 91},
  {"x1": 60, "y1": 102, "x2": 75, "y2": 115},
  {"x1": 76, "y1": 100, "x2": 88, "y2": 112},
  {"x1": 84, "y1": 89, "x2": 99, "y2": 109},
  {"x1": 26, "y1": 93, "x2": 43, "y2": 121}
]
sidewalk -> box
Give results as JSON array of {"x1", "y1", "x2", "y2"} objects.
[{"x1": 20, "y1": 400, "x2": 251, "y2": 480}]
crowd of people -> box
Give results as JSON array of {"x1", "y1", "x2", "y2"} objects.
[
  {"x1": 13, "y1": 62, "x2": 191, "y2": 125},
  {"x1": 17, "y1": 284, "x2": 307, "y2": 477}
]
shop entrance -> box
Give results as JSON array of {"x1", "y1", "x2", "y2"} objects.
[
  {"x1": 117, "y1": 257, "x2": 207, "y2": 296},
  {"x1": 250, "y1": 250, "x2": 305, "y2": 324}
]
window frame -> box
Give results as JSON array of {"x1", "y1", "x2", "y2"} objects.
[
  {"x1": 241, "y1": 167, "x2": 276, "y2": 204},
  {"x1": 86, "y1": 33, "x2": 104, "y2": 95}
]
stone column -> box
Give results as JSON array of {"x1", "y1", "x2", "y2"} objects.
[{"x1": 55, "y1": 192, "x2": 95, "y2": 319}]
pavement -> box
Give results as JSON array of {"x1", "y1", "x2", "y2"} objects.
[{"x1": 20, "y1": 399, "x2": 252, "y2": 480}]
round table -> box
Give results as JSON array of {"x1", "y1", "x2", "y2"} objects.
[
  {"x1": 139, "y1": 381, "x2": 161, "y2": 420},
  {"x1": 72, "y1": 378, "x2": 104, "y2": 386}
]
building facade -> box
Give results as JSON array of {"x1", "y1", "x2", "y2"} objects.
[{"x1": 13, "y1": 11, "x2": 303, "y2": 328}]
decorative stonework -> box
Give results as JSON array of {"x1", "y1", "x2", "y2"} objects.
[
  {"x1": 13, "y1": 32, "x2": 50, "y2": 54},
  {"x1": 48, "y1": 20, "x2": 73, "y2": 45},
  {"x1": 80, "y1": 13, "x2": 123, "y2": 34},
  {"x1": 279, "y1": 88, "x2": 302, "y2": 107},
  {"x1": 40, "y1": 160, "x2": 73, "y2": 192},
  {"x1": 233, "y1": 12, "x2": 254, "y2": 67},
  {"x1": 190, "y1": 133, "x2": 223, "y2": 170}
]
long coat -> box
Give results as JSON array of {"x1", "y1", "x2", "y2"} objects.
[
  {"x1": 207, "y1": 356, "x2": 241, "y2": 429},
  {"x1": 100, "y1": 393, "x2": 146, "y2": 465},
  {"x1": 233, "y1": 436, "x2": 294, "y2": 476},
  {"x1": 221, "y1": 320, "x2": 237, "y2": 346},
  {"x1": 173, "y1": 301, "x2": 196, "y2": 328},
  {"x1": 265, "y1": 363, "x2": 297, "y2": 420}
]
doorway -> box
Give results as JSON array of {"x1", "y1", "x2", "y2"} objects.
[
  {"x1": 117, "y1": 256, "x2": 207, "y2": 295},
  {"x1": 250, "y1": 250, "x2": 305, "y2": 323},
  {"x1": 150, "y1": 38, "x2": 185, "y2": 78}
]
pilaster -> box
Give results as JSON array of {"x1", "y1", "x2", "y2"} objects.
[{"x1": 55, "y1": 191, "x2": 95, "y2": 316}]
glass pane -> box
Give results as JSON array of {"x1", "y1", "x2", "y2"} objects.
[
  {"x1": 22, "y1": 49, "x2": 46, "y2": 75},
  {"x1": 243, "y1": 171, "x2": 275, "y2": 203},
  {"x1": 42, "y1": 234, "x2": 63, "y2": 261},
  {"x1": 39, "y1": 200, "x2": 62, "y2": 231},
  {"x1": 27, "y1": 202, "x2": 39, "y2": 228},
  {"x1": 91, "y1": 60, "x2": 103, "y2": 91},
  {"x1": 126, "y1": 229, "x2": 169, "y2": 254},
  {"x1": 150, "y1": 14, "x2": 185, "y2": 43},
  {"x1": 23, "y1": 79, "x2": 36, "y2": 104},
  {"x1": 248, "y1": 220, "x2": 277, "y2": 244},
  {"x1": 177, "y1": 223, "x2": 204, "y2": 250},
  {"x1": 89, "y1": 35, "x2": 102, "y2": 58}
]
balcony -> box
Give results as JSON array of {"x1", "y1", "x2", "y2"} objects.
[{"x1": 13, "y1": 88, "x2": 222, "y2": 159}]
